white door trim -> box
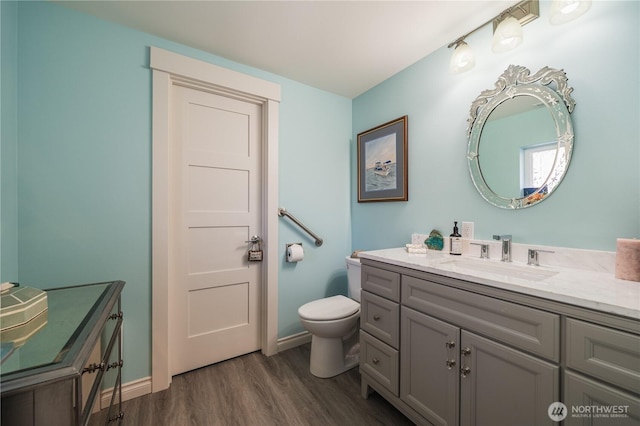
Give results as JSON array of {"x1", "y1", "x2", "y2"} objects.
[{"x1": 150, "y1": 47, "x2": 280, "y2": 392}]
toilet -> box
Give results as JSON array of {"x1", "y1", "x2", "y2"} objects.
[{"x1": 298, "y1": 256, "x2": 362, "y2": 378}]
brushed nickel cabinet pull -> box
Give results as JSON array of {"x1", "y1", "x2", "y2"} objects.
[{"x1": 461, "y1": 366, "x2": 471, "y2": 378}]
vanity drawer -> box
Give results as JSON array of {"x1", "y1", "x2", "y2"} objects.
[
  {"x1": 566, "y1": 318, "x2": 640, "y2": 394},
  {"x1": 362, "y1": 265, "x2": 400, "y2": 302},
  {"x1": 360, "y1": 331, "x2": 399, "y2": 396},
  {"x1": 564, "y1": 371, "x2": 640, "y2": 426},
  {"x1": 402, "y1": 275, "x2": 560, "y2": 361},
  {"x1": 361, "y1": 291, "x2": 399, "y2": 348}
]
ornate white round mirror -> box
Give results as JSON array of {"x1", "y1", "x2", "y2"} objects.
[{"x1": 467, "y1": 65, "x2": 575, "y2": 209}]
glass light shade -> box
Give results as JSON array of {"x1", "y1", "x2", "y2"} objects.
[
  {"x1": 549, "y1": 0, "x2": 592, "y2": 24},
  {"x1": 450, "y1": 41, "x2": 476, "y2": 74},
  {"x1": 492, "y1": 16, "x2": 523, "y2": 53}
]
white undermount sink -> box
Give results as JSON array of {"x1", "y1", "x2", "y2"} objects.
[{"x1": 436, "y1": 257, "x2": 559, "y2": 282}]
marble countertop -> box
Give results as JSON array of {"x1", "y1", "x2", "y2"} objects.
[{"x1": 358, "y1": 247, "x2": 640, "y2": 320}]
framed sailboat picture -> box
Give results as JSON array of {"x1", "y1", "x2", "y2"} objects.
[{"x1": 357, "y1": 116, "x2": 408, "y2": 202}]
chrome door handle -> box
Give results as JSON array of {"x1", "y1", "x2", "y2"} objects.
[{"x1": 245, "y1": 235, "x2": 262, "y2": 243}]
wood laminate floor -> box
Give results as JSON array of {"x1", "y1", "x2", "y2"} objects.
[{"x1": 90, "y1": 343, "x2": 414, "y2": 426}]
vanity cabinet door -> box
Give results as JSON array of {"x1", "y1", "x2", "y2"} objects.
[
  {"x1": 459, "y1": 331, "x2": 559, "y2": 426},
  {"x1": 400, "y1": 307, "x2": 460, "y2": 426}
]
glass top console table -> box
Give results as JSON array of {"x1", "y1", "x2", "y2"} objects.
[{"x1": 1, "y1": 281, "x2": 125, "y2": 426}]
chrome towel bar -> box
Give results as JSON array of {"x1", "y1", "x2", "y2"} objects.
[{"x1": 278, "y1": 208, "x2": 323, "y2": 247}]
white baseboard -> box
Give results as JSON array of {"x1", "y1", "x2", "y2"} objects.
[
  {"x1": 103, "y1": 333, "x2": 309, "y2": 405},
  {"x1": 276, "y1": 331, "x2": 311, "y2": 352},
  {"x1": 100, "y1": 376, "x2": 152, "y2": 408}
]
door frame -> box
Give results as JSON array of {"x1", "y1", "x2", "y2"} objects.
[{"x1": 150, "y1": 47, "x2": 280, "y2": 392}]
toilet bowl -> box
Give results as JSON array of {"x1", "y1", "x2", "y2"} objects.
[{"x1": 298, "y1": 256, "x2": 362, "y2": 378}]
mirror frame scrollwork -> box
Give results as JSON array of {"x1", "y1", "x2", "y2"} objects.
[{"x1": 467, "y1": 65, "x2": 575, "y2": 209}]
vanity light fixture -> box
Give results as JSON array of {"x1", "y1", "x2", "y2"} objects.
[
  {"x1": 549, "y1": 0, "x2": 592, "y2": 24},
  {"x1": 492, "y1": 15, "x2": 523, "y2": 53},
  {"x1": 447, "y1": 0, "x2": 540, "y2": 73},
  {"x1": 449, "y1": 40, "x2": 476, "y2": 74}
]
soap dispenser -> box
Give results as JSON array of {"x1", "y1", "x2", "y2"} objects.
[{"x1": 450, "y1": 221, "x2": 462, "y2": 256}]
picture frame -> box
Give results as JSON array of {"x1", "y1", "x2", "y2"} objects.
[{"x1": 357, "y1": 116, "x2": 408, "y2": 202}]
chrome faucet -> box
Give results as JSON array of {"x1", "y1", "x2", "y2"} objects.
[
  {"x1": 470, "y1": 242, "x2": 490, "y2": 259},
  {"x1": 493, "y1": 234, "x2": 512, "y2": 262},
  {"x1": 527, "y1": 248, "x2": 555, "y2": 266}
]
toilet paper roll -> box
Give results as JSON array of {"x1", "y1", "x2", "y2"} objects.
[
  {"x1": 287, "y1": 244, "x2": 304, "y2": 263},
  {"x1": 615, "y1": 238, "x2": 640, "y2": 282}
]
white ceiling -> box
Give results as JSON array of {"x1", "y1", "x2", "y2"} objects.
[{"x1": 55, "y1": 0, "x2": 520, "y2": 98}]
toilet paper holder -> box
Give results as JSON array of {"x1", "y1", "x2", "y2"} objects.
[{"x1": 286, "y1": 243, "x2": 303, "y2": 263}]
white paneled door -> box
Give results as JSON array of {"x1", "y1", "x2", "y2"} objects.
[{"x1": 170, "y1": 84, "x2": 262, "y2": 375}]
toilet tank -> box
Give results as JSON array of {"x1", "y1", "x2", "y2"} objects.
[{"x1": 345, "y1": 256, "x2": 362, "y2": 302}]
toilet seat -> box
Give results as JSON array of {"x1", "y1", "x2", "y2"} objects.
[{"x1": 298, "y1": 295, "x2": 359, "y2": 321}]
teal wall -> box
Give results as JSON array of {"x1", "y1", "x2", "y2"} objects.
[
  {"x1": 1, "y1": 1, "x2": 19, "y2": 282},
  {"x1": 277, "y1": 82, "x2": 353, "y2": 337},
  {"x1": 2, "y1": 1, "x2": 351, "y2": 384},
  {"x1": 352, "y1": 0, "x2": 640, "y2": 252}
]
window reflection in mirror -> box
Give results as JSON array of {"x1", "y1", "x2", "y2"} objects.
[{"x1": 521, "y1": 142, "x2": 566, "y2": 194}]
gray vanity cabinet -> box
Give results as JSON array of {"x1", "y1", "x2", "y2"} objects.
[
  {"x1": 400, "y1": 305, "x2": 559, "y2": 426},
  {"x1": 359, "y1": 259, "x2": 640, "y2": 426}
]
